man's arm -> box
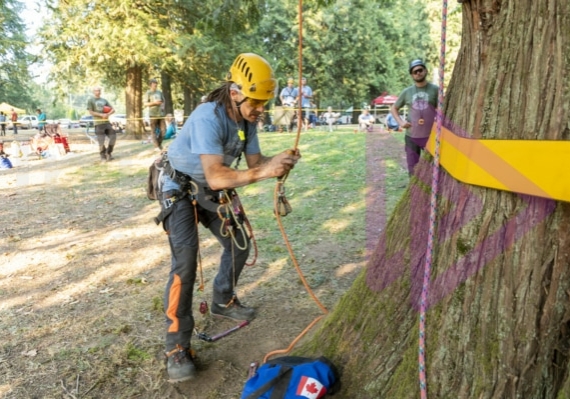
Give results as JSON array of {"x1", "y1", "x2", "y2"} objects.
[
  {"x1": 144, "y1": 92, "x2": 163, "y2": 107},
  {"x1": 200, "y1": 150, "x2": 300, "y2": 191},
  {"x1": 88, "y1": 103, "x2": 115, "y2": 118}
]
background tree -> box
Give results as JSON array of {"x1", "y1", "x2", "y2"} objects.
[
  {"x1": 301, "y1": 1, "x2": 570, "y2": 398},
  {"x1": 250, "y1": 0, "x2": 437, "y2": 111},
  {"x1": 0, "y1": 0, "x2": 33, "y2": 110},
  {"x1": 35, "y1": 0, "x2": 458, "y2": 126},
  {"x1": 38, "y1": 0, "x2": 261, "y2": 137}
]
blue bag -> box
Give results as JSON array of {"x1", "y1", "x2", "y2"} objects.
[
  {"x1": 241, "y1": 356, "x2": 340, "y2": 399},
  {"x1": 0, "y1": 156, "x2": 12, "y2": 169}
]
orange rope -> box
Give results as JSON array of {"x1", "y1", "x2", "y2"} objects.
[
  {"x1": 263, "y1": 315, "x2": 325, "y2": 363},
  {"x1": 263, "y1": 0, "x2": 328, "y2": 363}
]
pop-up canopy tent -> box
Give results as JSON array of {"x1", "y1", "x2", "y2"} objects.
[
  {"x1": 0, "y1": 102, "x2": 26, "y2": 114},
  {"x1": 371, "y1": 92, "x2": 398, "y2": 106},
  {"x1": 371, "y1": 93, "x2": 401, "y2": 126}
]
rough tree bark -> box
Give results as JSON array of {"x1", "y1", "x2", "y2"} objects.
[
  {"x1": 304, "y1": 2, "x2": 570, "y2": 398},
  {"x1": 161, "y1": 71, "x2": 173, "y2": 115},
  {"x1": 125, "y1": 64, "x2": 144, "y2": 139},
  {"x1": 183, "y1": 85, "x2": 194, "y2": 124}
]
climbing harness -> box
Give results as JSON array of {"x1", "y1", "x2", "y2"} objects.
[{"x1": 216, "y1": 191, "x2": 250, "y2": 251}]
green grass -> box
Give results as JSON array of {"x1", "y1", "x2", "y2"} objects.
[{"x1": 238, "y1": 127, "x2": 407, "y2": 255}]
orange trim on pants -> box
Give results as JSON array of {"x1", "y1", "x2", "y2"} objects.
[{"x1": 166, "y1": 274, "x2": 182, "y2": 333}]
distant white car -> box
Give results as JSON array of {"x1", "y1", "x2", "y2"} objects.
[
  {"x1": 58, "y1": 118, "x2": 73, "y2": 128},
  {"x1": 109, "y1": 114, "x2": 127, "y2": 128},
  {"x1": 18, "y1": 115, "x2": 38, "y2": 129},
  {"x1": 79, "y1": 115, "x2": 94, "y2": 127}
]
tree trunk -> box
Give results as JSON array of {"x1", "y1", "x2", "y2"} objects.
[
  {"x1": 125, "y1": 64, "x2": 144, "y2": 139},
  {"x1": 183, "y1": 85, "x2": 193, "y2": 123},
  {"x1": 161, "y1": 71, "x2": 173, "y2": 115},
  {"x1": 305, "y1": 2, "x2": 570, "y2": 398}
]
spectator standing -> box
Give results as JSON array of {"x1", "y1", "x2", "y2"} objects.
[
  {"x1": 10, "y1": 109, "x2": 18, "y2": 135},
  {"x1": 277, "y1": 78, "x2": 297, "y2": 132},
  {"x1": 145, "y1": 78, "x2": 166, "y2": 151},
  {"x1": 36, "y1": 109, "x2": 47, "y2": 133},
  {"x1": 391, "y1": 59, "x2": 438, "y2": 175},
  {"x1": 158, "y1": 53, "x2": 300, "y2": 383},
  {"x1": 0, "y1": 112, "x2": 6, "y2": 136},
  {"x1": 296, "y1": 77, "x2": 313, "y2": 129},
  {"x1": 87, "y1": 86, "x2": 116, "y2": 162},
  {"x1": 279, "y1": 78, "x2": 297, "y2": 107}
]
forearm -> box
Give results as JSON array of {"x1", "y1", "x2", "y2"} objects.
[
  {"x1": 390, "y1": 106, "x2": 405, "y2": 125},
  {"x1": 202, "y1": 152, "x2": 298, "y2": 191},
  {"x1": 203, "y1": 158, "x2": 275, "y2": 190}
]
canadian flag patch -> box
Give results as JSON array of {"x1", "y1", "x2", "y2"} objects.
[{"x1": 296, "y1": 376, "x2": 327, "y2": 399}]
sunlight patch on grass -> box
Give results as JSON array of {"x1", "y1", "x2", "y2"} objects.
[
  {"x1": 335, "y1": 262, "x2": 364, "y2": 277},
  {"x1": 323, "y1": 218, "x2": 351, "y2": 233}
]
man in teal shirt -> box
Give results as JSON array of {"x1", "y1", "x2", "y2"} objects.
[
  {"x1": 36, "y1": 109, "x2": 47, "y2": 133},
  {"x1": 144, "y1": 78, "x2": 166, "y2": 151}
]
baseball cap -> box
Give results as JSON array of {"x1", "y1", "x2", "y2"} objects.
[
  {"x1": 149, "y1": 78, "x2": 158, "y2": 84},
  {"x1": 409, "y1": 59, "x2": 426, "y2": 73}
]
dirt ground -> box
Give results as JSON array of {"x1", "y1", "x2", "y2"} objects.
[{"x1": 0, "y1": 127, "x2": 404, "y2": 398}]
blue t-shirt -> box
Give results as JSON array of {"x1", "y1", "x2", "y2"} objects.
[
  {"x1": 386, "y1": 114, "x2": 399, "y2": 129},
  {"x1": 163, "y1": 102, "x2": 261, "y2": 191},
  {"x1": 297, "y1": 86, "x2": 313, "y2": 108}
]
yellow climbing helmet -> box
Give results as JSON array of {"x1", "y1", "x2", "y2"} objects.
[{"x1": 227, "y1": 53, "x2": 276, "y2": 101}]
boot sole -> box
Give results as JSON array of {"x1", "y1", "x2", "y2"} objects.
[{"x1": 210, "y1": 310, "x2": 255, "y2": 322}]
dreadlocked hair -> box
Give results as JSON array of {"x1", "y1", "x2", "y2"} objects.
[{"x1": 206, "y1": 82, "x2": 235, "y2": 111}]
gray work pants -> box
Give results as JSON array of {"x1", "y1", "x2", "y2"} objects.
[
  {"x1": 162, "y1": 193, "x2": 250, "y2": 351},
  {"x1": 95, "y1": 123, "x2": 117, "y2": 159}
]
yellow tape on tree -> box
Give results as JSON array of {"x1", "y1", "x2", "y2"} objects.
[{"x1": 425, "y1": 125, "x2": 570, "y2": 203}]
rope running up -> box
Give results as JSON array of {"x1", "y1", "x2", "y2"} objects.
[
  {"x1": 418, "y1": 1, "x2": 448, "y2": 398},
  {"x1": 263, "y1": 0, "x2": 329, "y2": 364}
]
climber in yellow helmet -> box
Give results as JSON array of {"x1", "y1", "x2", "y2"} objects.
[{"x1": 158, "y1": 53, "x2": 301, "y2": 383}]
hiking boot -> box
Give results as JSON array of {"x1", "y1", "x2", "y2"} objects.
[
  {"x1": 165, "y1": 345, "x2": 197, "y2": 383},
  {"x1": 210, "y1": 301, "x2": 256, "y2": 321},
  {"x1": 106, "y1": 153, "x2": 114, "y2": 161}
]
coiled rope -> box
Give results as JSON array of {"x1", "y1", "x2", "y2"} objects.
[{"x1": 419, "y1": 1, "x2": 448, "y2": 398}]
